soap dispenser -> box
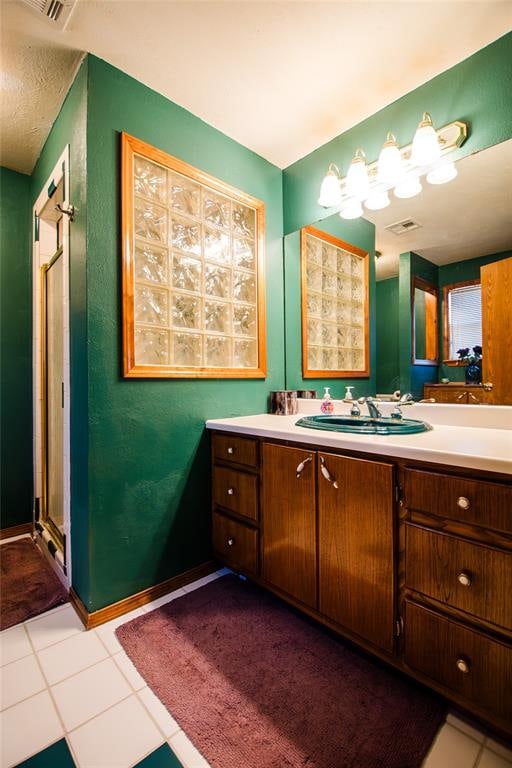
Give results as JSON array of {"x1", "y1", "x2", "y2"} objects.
[
  {"x1": 320, "y1": 387, "x2": 334, "y2": 414},
  {"x1": 344, "y1": 386, "x2": 354, "y2": 402}
]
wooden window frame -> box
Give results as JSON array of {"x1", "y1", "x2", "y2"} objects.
[
  {"x1": 411, "y1": 275, "x2": 439, "y2": 366},
  {"x1": 442, "y1": 278, "x2": 480, "y2": 366},
  {"x1": 300, "y1": 225, "x2": 370, "y2": 379},
  {"x1": 121, "y1": 132, "x2": 267, "y2": 378}
]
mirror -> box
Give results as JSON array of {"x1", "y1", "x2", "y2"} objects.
[
  {"x1": 412, "y1": 277, "x2": 438, "y2": 365},
  {"x1": 283, "y1": 139, "x2": 512, "y2": 403}
]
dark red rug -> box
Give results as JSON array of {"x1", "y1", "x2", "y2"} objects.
[
  {"x1": 117, "y1": 575, "x2": 445, "y2": 768},
  {"x1": 0, "y1": 538, "x2": 68, "y2": 629}
]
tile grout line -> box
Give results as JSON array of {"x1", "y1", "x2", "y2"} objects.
[{"x1": 19, "y1": 621, "x2": 82, "y2": 768}]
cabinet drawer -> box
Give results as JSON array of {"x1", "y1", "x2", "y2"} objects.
[
  {"x1": 406, "y1": 525, "x2": 512, "y2": 630},
  {"x1": 212, "y1": 511, "x2": 258, "y2": 575},
  {"x1": 404, "y1": 601, "x2": 512, "y2": 726},
  {"x1": 213, "y1": 466, "x2": 258, "y2": 521},
  {"x1": 404, "y1": 468, "x2": 512, "y2": 534},
  {"x1": 212, "y1": 433, "x2": 259, "y2": 468}
]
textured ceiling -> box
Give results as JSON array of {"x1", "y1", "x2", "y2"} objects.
[
  {"x1": 1, "y1": 1, "x2": 512, "y2": 175},
  {"x1": 368, "y1": 139, "x2": 512, "y2": 280},
  {"x1": 0, "y1": 3, "x2": 83, "y2": 174}
]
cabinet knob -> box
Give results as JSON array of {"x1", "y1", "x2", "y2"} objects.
[
  {"x1": 457, "y1": 571, "x2": 472, "y2": 587},
  {"x1": 456, "y1": 657, "x2": 470, "y2": 674},
  {"x1": 227, "y1": 538, "x2": 234, "y2": 547},
  {"x1": 457, "y1": 496, "x2": 470, "y2": 510},
  {"x1": 227, "y1": 487, "x2": 235, "y2": 496},
  {"x1": 227, "y1": 447, "x2": 234, "y2": 454}
]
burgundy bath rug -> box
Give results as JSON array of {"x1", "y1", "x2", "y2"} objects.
[
  {"x1": 117, "y1": 574, "x2": 445, "y2": 768},
  {"x1": 1, "y1": 538, "x2": 68, "y2": 629}
]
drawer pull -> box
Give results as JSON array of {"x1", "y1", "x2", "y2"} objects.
[
  {"x1": 227, "y1": 538, "x2": 235, "y2": 547},
  {"x1": 456, "y1": 657, "x2": 471, "y2": 674},
  {"x1": 227, "y1": 447, "x2": 234, "y2": 454},
  {"x1": 457, "y1": 571, "x2": 472, "y2": 587},
  {"x1": 227, "y1": 487, "x2": 235, "y2": 496},
  {"x1": 296, "y1": 455, "x2": 313, "y2": 478},
  {"x1": 456, "y1": 392, "x2": 466, "y2": 401},
  {"x1": 319, "y1": 456, "x2": 339, "y2": 489},
  {"x1": 457, "y1": 496, "x2": 470, "y2": 510}
]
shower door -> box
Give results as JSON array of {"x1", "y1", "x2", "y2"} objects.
[{"x1": 41, "y1": 247, "x2": 65, "y2": 549}]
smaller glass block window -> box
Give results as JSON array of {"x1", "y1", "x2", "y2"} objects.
[
  {"x1": 122, "y1": 133, "x2": 266, "y2": 378},
  {"x1": 301, "y1": 226, "x2": 369, "y2": 378}
]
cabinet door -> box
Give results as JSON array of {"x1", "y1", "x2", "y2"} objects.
[
  {"x1": 481, "y1": 256, "x2": 512, "y2": 405},
  {"x1": 424, "y1": 386, "x2": 468, "y2": 403},
  {"x1": 262, "y1": 443, "x2": 316, "y2": 608},
  {"x1": 318, "y1": 452, "x2": 395, "y2": 653}
]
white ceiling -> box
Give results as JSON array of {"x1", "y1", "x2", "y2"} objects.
[
  {"x1": 368, "y1": 139, "x2": 512, "y2": 280},
  {"x1": 1, "y1": 0, "x2": 512, "y2": 175}
]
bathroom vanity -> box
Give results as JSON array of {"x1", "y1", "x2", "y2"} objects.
[{"x1": 207, "y1": 406, "x2": 512, "y2": 738}]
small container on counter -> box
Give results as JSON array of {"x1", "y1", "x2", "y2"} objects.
[
  {"x1": 297, "y1": 390, "x2": 317, "y2": 399},
  {"x1": 269, "y1": 390, "x2": 298, "y2": 415}
]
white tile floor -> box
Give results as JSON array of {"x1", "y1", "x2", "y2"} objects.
[{"x1": 0, "y1": 558, "x2": 511, "y2": 768}]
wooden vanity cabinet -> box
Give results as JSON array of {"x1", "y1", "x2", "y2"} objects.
[
  {"x1": 424, "y1": 384, "x2": 493, "y2": 404},
  {"x1": 211, "y1": 434, "x2": 260, "y2": 575},
  {"x1": 261, "y1": 443, "x2": 317, "y2": 608},
  {"x1": 402, "y1": 466, "x2": 512, "y2": 735},
  {"x1": 317, "y1": 452, "x2": 395, "y2": 653},
  {"x1": 210, "y1": 430, "x2": 512, "y2": 738}
]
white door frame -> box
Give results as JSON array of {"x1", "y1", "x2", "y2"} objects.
[{"x1": 32, "y1": 146, "x2": 71, "y2": 587}]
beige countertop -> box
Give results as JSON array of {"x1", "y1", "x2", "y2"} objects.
[{"x1": 206, "y1": 405, "x2": 512, "y2": 475}]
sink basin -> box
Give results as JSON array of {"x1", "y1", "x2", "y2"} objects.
[{"x1": 295, "y1": 414, "x2": 432, "y2": 435}]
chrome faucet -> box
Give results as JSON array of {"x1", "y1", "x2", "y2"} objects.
[{"x1": 357, "y1": 397, "x2": 382, "y2": 419}]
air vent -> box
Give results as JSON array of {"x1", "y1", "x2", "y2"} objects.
[
  {"x1": 384, "y1": 219, "x2": 422, "y2": 236},
  {"x1": 19, "y1": 0, "x2": 77, "y2": 28}
]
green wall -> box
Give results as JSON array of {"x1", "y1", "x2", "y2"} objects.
[
  {"x1": 438, "y1": 249, "x2": 512, "y2": 381},
  {"x1": 84, "y1": 56, "x2": 284, "y2": 610},
  {"x1": 284, "y1": 214, "x2": 376, "y2": 398},
  {"x1": 283, "y1": 32, "x2": 512, "y2": 235},
  {"x1": 0, "y1": 168, "x2": 32, "y2": 529},
  {"x1": 375, "y1": 277, "x2": 399, "y2": 395},
  {"x1": 30, "y1": 59, "x2": 89, "y2": 601}
]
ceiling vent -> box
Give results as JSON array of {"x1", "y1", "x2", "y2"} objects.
[
  {"x1": 19, "y1": 0, "x2": 77, "y2": 29},
  {"x1": 384, "y1": 218, "x2": 423, "y2": 236}
]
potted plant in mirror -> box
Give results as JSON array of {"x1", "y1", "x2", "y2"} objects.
[{"x1": 457, "y1": 346, "x2": 482, "y2": 385}]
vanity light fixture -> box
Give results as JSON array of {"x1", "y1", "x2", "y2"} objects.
[
  {"x1": 364, "y1": 188, "x2": 390, "y2": 211},
  {"x1": 318, "y1": 163, "x2": 343, "y2": 208},
  {"x1": 345, "y1": 149, "x2": 370, "y2": 201},
  {"x1": 426, "y1": 160, "x2": 458, "y2": 185},
  {"x1": 377, "y1": 133, "x2": 404, "y2": 187},
  {"x1": 410, "y1": 112, "x2": 441, "y2": 167},
  {"x1": 339, "y1": 198, "x2": 363, "y2": 220},
  {"x1": 394, "y1": 176, "x2": 422, "y2": 199},
  {"x1": 317, "y1": 114, "x2": 467, "y2": 219}
]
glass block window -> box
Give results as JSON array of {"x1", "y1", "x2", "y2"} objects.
[
  {"x1": 122, "y1": 133, "x2": 266, "y2": 378},
  {"x1": 301, "y1": 226, "x2": 369, "y2": 378}
]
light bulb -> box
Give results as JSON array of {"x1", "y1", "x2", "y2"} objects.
[
  {"x1": 318, "y1": 164, "x2": 342, "y2": 207},
  {"x1": 345, "y1": 149, "x2": 370, "y2": 201},
  {"x1": 394, "y1": 177, "x2": 422, "y2": 199},
  {"x1": 364, "y1": 189, "x2": 390, "y2": 211},
  {"x1": 426, "y1": 161, "x2": 458, "y2": 185},
  {"x1": 339, "y1": 198, "x2": 363, "y2": 220},
  {"x1": 411, "y1": 112, "x2": 441, "y2": 167},
  {"x1": 377, "y1": 133, "x2": 404, "y2": 187}
]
